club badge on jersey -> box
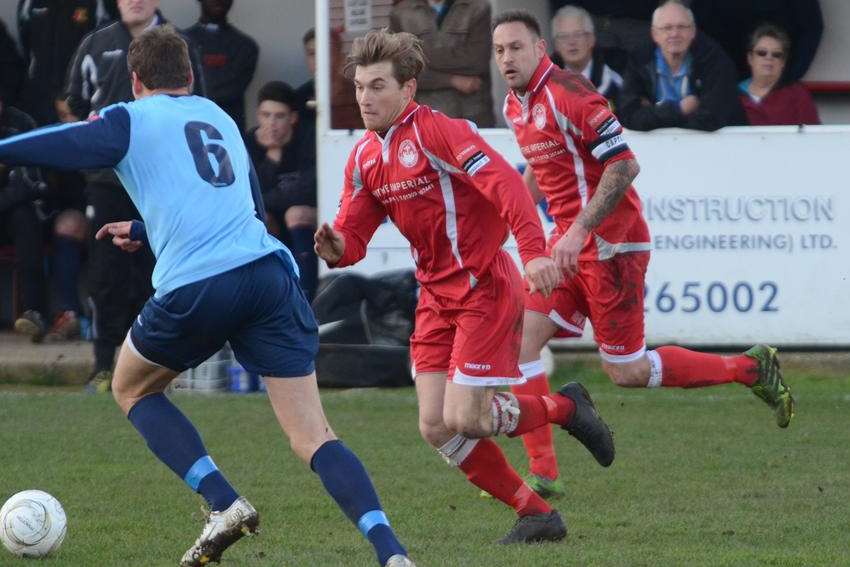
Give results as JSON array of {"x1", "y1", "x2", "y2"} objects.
[{"x1": 398, "y1": 139, "x2": 419, "y2": 168}]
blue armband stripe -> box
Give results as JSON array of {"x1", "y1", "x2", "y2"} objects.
[
  {"x1": 356, "y1": 510, "x2": 389, "y2": 536},
  {"x1": 184, "y1": 455, "x2": 218, "y2": 491}
]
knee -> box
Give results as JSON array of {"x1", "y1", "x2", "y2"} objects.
[
  {"x1": 292, "y1": 435, "x2": 334, "y2": 465},
  {"x1": 54, "y1": 210, "x2": 87, "y2": 241},
  {"x1": 603, "y1": 360, "x2": 649, "y2": 387},
  {"x1": 443, "y1": 409, "x2": 491, "y2": 439},
  {"x1": 110, "y1": 377, "x2": 134, "y2": 414},
  {"x1": 519, "y1": 311, "x2": 557, "y2": 364},
  {"x1": 419, "y1": 417, "x2": 449, "y2": 448},
  {"x1": 284, "y1": 205, "x2": 317, "y2": 229}
]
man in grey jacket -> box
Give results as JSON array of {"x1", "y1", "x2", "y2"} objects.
[{"x1": 390, "y1": 0, "x2": 495, "y2": 127}]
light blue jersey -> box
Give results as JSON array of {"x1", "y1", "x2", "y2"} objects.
[{"x1": 0, "y1": 94, "x2": 293, "y2": 296}]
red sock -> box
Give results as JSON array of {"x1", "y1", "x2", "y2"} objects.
[
  {"x1": 654, "y1": 346, "x2": 758, "y2": 388},
  {"x1": 510, "y1": 374, "x2": 559, "y2": 479},
  {"x1": 458, "y1": 438, "x2": 551, "y2": 517},
  {"x1": 508, "y1": 392, "x2": 575, "y2": 435}
]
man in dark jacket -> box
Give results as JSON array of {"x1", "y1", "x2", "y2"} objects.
[
  {"x1": 550, "y1": 5, "x2": 622, "y2": 104},
  {"x1": 0, "y1": 99, "x2": 48, "y2": 342},
  {"x1": 618, "y1": 0, "x2": 745, "y2": 132},
  {"x1": 184, "y1": 0, "x2": 258, "y2": 131},
  {"x1": 0, "y1": 19, "x2": 24, "y2": 109},
  {"x1": 17, "y1": 1, "x2": 99, "y2": 125},
  {"x1": 244, "y1": 81, "x2": 317, "y2": 300},
  {"x1": 64, "y1": 0, "x2": 205, "y2": 392},
  {"x1": 549, "y1": 0, "x2": 656, "y2": 73},
  {"x1": 295, "y1": 27, "x2": 316, "y2": 124}
]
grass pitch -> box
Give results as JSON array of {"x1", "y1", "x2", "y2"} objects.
[{"x1": 0, "y1": 357, "x2": 848, "y2": 567}]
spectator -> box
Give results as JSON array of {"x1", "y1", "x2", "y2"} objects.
[
  {"x1": 390, "y1": 0, "x2": 494, "y2": 127},
  {"x1": 329, "y1": 25, "x2": 362, "y2": 129},
  {"x1": 549, "y1": 0, "x2": 657, "y2": 73},
  {"x1": 738, "y1": 24, "x2": 820, "y2": 126},
  {"x1": 184, "y1": 0, "x2": 258, "y2": 131},
  {"x1": 293, "y1": 27, "x2": 316, "y2": 164},
  {"x1": 244, "y1": 81, "x2": 317, "y2": 300},
  {"x1": 295, "y1": 28, "x2": 316, "y2": 123},
  {"x1": 16, "y1": 1, "x2": 98, "y2": 125},
  {"x1": 691, "y1": 0, "x2": 823, "y2": 83},
  {"x1": 618, "y1": 0, "x2": 745, "y2": 132},
  {"x1": 550, "y1": 5, "x2": 622, "y2": 103},
  {"x1": 0, "y1": 99, "x2": 48, "y2": 342},
  {"x1": 16, "y1": 1, "x2": 92, "y2": 340},
  {"x1": 44, "y1": 188, "x2": 88, "y2": 342},
  {"x1": 0, "y1": 19, "x2": 24, "y2": 109},
  {"x1": 98, "y1": 0, "x2": 120, "y2": 25},
  {"x1": 65, "y1": 0, "x2": 205, "y2": 393},
  {"x1": 42, "y1": 102, "x2": 89, "y2": 341}
]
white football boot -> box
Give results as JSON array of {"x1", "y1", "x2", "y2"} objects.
[
  {"x1": 385, "y1": 554, "x2": 416, "y2": 567},
  {"x1": 180, "y1": 497, "x2": 259, "y2": 566}
]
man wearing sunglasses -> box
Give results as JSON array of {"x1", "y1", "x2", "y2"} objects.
[{"x1": 617, "y1": 0, "x2": 745, "y2": 131}]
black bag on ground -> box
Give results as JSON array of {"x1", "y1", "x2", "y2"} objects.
[{"x1": 311, "y1": 269, "x2": 417, "y2": 387}]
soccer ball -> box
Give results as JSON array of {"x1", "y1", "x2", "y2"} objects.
[{"x1": 0, "y1": 490, "x2": 67, "y2": 558}]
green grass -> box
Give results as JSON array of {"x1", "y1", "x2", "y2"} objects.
[{"x1": 0, "y1": 360, "x2": 848, "y2": 567}]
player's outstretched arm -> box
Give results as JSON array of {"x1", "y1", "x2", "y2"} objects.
[
  {"x1": 95, "y1": 220, "x2": 146, "y2": 254},
  {"x1": 314, "y1": 222, "x2": 346, "y2": 266},
  {"x1": 326, "y1": 143, "x2": 386, "y2": 268},
  {"x1": 552, "y1": 158, "x2": 640, "y2": 276},
  {"x1": 0, "y1": 105, "x2": 129, "y2": 170}
]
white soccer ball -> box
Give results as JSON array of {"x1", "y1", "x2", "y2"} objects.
[{"x1": 0, "y1": 490, "x2": 67, "y2": 558}]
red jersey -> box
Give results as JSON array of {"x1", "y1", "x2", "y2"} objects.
[
  {"x1": 504, "y1": 55, "x2": 650, "y2": 261},
  {"x1": 333, "y1": 101, "x2": 547, "y2": 301}
]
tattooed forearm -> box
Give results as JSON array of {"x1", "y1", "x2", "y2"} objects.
[{"x1": 576, "y1": 158, "x2": 640, "y2": 232}]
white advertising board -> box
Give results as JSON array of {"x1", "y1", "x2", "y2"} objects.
[{"x1": 317, "y1": 126, "x2": 850, "y2": 346}]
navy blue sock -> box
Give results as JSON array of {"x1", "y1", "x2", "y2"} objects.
[
  {"x1": 311, "y1": 440, "x2": 407, "y2": 565},
  {"x1": 52, "y1": 236, "x2": 82, "y2": 313},
  {"x1": 289, "y1": 226, "x2": 318, "y2": 301},
  {"x1": 127, "y1": 393, "x2": 239, "y2": 511}
]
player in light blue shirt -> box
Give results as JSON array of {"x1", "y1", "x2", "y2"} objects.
[{"x1": 0, "y1": 26, "x2": 414, "y2": 567}]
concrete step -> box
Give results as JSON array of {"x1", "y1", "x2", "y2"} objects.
[{"x1": 0, "y1": 332, "x2": 93, "y2": 385}]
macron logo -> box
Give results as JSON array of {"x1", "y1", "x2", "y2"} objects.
[{"x1": 464, "y1": 362, "x2": 492, "y2": 371}]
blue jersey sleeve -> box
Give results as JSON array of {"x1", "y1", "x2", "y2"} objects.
[{"x1": 0, "y1": 104, "x2": 131, "y2": 170}]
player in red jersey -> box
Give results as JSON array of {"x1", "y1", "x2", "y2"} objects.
[
  {"x1": 315, "y1": 29, "x2": 615, "y2": 543},
  {"x1": 492, "y1": 9, "x2": 795, "y2": 495}
]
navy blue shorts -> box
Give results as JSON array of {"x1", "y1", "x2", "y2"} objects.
[{"x1": 129, "y1": 251, "x2": 318, "y2": 377}]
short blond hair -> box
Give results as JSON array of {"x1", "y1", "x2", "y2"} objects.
[{"x1": 344, "y1": 29, "x2": 426, "y2": 84}]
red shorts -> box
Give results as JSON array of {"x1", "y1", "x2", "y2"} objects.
[
  {"x1": 410, "y1": 251, "x2": 524, "y2": 386},
  {"x1": 525, "y1": 251, "x2": 650, "y2": 362}
]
